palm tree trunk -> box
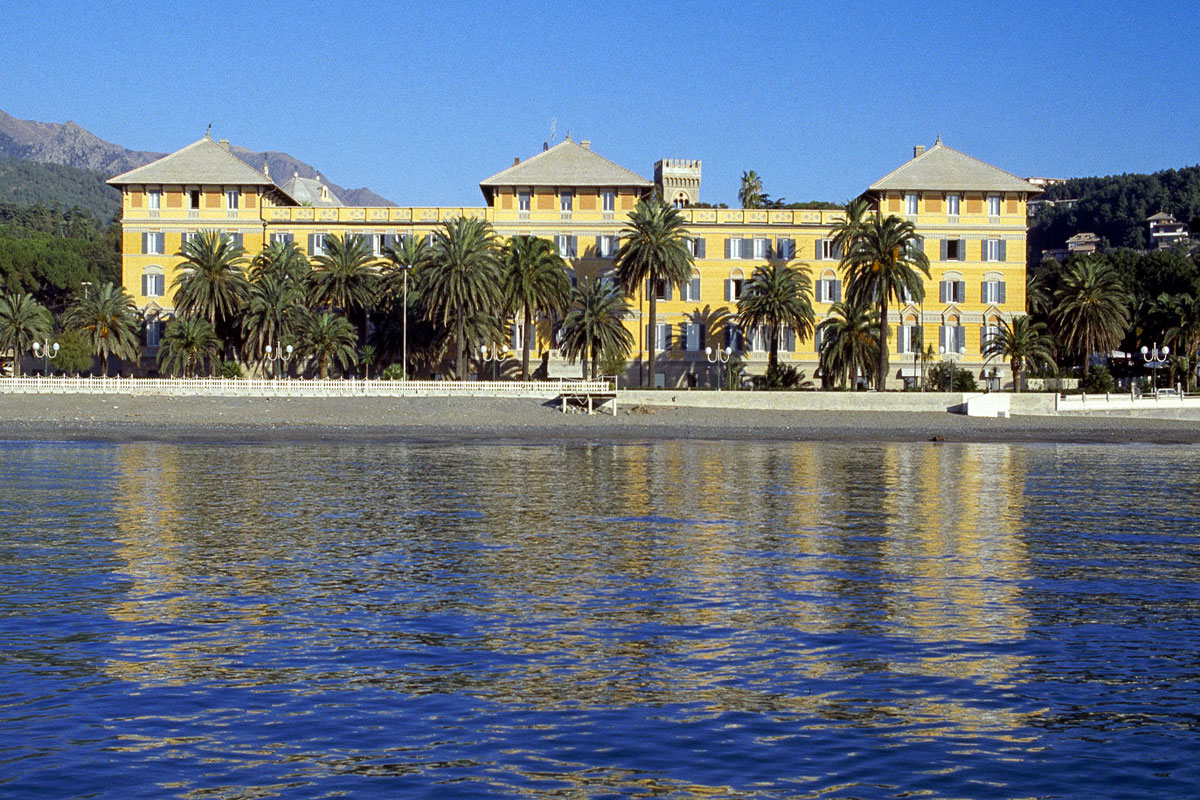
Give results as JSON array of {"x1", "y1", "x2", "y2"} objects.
[
  {"x1": 455, "y1": 305, "x2": 464, "y2": 380},
  {"x1": 647, "y1": 291, "x2": 657, "y2": 388},
  {"x1": 769, "y1": 327, "x2": 779, "y2": 373},
  {"x1": 592, "y1": 340, "x2": 599, "y2": 380},
  {"x1": 522, "y1": 306, "x2": 532, "y2": 381},
  {"x1": 877, "y1": 295, "x2": 889, "y2": 391},
  {"x1": 583, "y1": 332, "x2": 590, "y2": 379}
]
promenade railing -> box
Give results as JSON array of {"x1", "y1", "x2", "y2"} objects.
[
  {"x1": 1056, "y1": 390, "x2": 1199, "y2": 412},
  {"x1": 0, "y1": 376, "x2": 614, "y2": 399}
]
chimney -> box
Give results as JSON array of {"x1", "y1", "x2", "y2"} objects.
[
  {"x1": 581, "y1": 140, "x2": 591, "y2": 150},
  {"x1": 219, "y1": 139, "x2": 229, "y2": 150},
  {"x1": 513, "y1": 157, "x2": 520, "y2": 166},
  {"x1": 543, "y1": 140, "x2": 549, "y2": 151},
  {"x1": 913, "y1": 144, "x2": 926, "y2": 158},
  {"x1": 262, "y1": 160, "x2": 270, "y2": 178}
]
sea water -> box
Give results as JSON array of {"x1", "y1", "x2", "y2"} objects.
[{"x1": 1, "y1": 439, "x2": 1197, "y2": 798}]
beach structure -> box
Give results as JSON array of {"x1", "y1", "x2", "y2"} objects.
[{"x1": 108, "y1": 134, "x2": 1039, "y2": 388}]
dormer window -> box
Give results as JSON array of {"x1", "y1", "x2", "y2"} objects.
[
  {"x1": 602, "y1": 191, "x2": 615, "y2": 212},
  {"x1": 147, "y1": 190, "x2": 161, "y2": 210},
  {"x1": 226, "y1": 189, "x2": 239, "y2": 209},
  {"x1": 188, "y1": 189, "x2": 201, "y2": 209},
  {"x1": 560, "y1": 191, "x2": 573, "y2": 213}
]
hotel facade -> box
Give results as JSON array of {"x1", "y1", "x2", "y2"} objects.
[{"x1": 108, "y1": 135, "x2": 1039, "y2": 388}]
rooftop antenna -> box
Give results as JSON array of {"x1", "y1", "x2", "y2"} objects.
[
  {"x1": 550, "y1": 118, "x2": 556, "y2": 145},
  {"x1": 206, "y1": 123, "x2": 212, "y2": 138}
]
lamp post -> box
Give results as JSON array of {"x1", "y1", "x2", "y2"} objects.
[
  {"x1": 1142, "y1": 342, "x2": 1169, "y2": 395},
  {"x1": 938, "y1": 344, "x2": 967, "y2": 390},
  {"x1": 480, "y1": 343, "x2": 508, "y2": 381},
  {"x1": 264, "y1": 343, "x2": 293, "y2": 380},
  {"x1": 31, "y1": 340, "x2": 59, "y2": 375},
  {"x1": 705, "y1": 345, "x2": 732, "y2": 391},
  {"x1": 81, "y1": 281, "x2": 92, "y2": 300}
]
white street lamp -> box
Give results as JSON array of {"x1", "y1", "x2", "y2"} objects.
[
  {"x1": 1142, "y1": 343, "x2": 1169, "y2": 395},
  {"x1": 705, "y1": 345, "x2": 733, "y2": 391},
  {"x1": 264, "y1": 343, "x2": 294, "y2": 380},
  {"x1": 31, "y1": 340, "x2": 59, "y2": 375}
]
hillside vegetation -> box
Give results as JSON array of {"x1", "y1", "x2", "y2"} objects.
[
  {"x1": 1029, "y1": 165, "x2": 1200, "y2": 255},
  {"x1": 0, "y1": 158, "x2": 121, "y2": 223}
]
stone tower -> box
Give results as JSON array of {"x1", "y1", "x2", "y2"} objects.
[{"x1": 654, "y1": 159, "x2": 702, "y2": 207}]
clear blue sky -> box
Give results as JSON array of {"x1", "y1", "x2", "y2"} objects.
[{"x1": 2, "y1": 1, "x2": 1196, "y2": 206}]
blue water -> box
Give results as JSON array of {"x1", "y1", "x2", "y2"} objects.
[{"x1": 1, "y1": 440, "x2": 1198, "y2": 798}]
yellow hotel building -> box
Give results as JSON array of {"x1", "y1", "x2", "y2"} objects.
[{"x1": 108, "y1": 134, "x2": 1039, "y2": 388}]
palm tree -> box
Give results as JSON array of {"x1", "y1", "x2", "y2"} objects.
[
  {"x1": 816, "y1": 299, "x2": 879, "y2": 389},
  {"x1": 502, "y1": 235, "x2": 571, "y2": 380},
  {"x1": 613, "y1": 199, "x2": 694, "y2": 387},
  {"x1": 560, "y1": 278, "x2": 634, "y2": 379},
  {"x1": 983, "y1": 315, "x2": 1055, "y2": 392},
  {"x1": 1026, "y1": 270, "x2": 1052, "y2": 320},
  {"x1": 302, "y1": 311, "x2": 358, "y2": 379},
  {"x1": 830, "y1": 197, "x2": 871, "y2": 257},
  {"x1": 240, "y1": 274, "x2": 307, "y2": 368},
  {"x1": 63, "y1": 282, "x2": 141, "y2": 376},
  {"x1": 736, "y1": 264, "x2": 815, "y2": 372},
  {"x1": 840, "y1": 214, "x2": 930, "y2": 390},
  {"x1": 0, "y1": 293, "x2": 51, "y2": 377},
  {"x1": 158, "y1": 317, "x2": 220, "y2": 378},
  {"x1": 1051, "y1": 257, "x2": 1131, "y2": 378},
  {"x1": 419, "y1": 216, "x2": 502, "y2": 379},
  {"x1": 173, "y1": 229, "x2": 250, "y2": 332},
  {"x1": 738, "y1": 170, "x2": 763, "y2": 209},
  {"x1": 250, "y1": 239, "x2": 310, "y2": 284},
  {"x1": 306, "y1": 233, "x2": 378, "y2": 322},
  {"x1": 1153, "y1": 288, "x2": 1200, "y2": 391},
  {"x1": 381, "y1": 234, "x2": 432, "y2": 378}
]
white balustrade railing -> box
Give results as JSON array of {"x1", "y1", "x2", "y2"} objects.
[
  {"x1": 1056, "y1": 391, "x2": 1199, "y2": 412},
  {"x1": 0, "y1": 376, "x2": 614, "y2": 398}
]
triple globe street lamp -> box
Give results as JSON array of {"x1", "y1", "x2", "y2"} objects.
[
  {"x1": 264, "y1": 343, "x2": 294, "y2": 379},
  {"x1": 1142, "y1": 342, "x2": 1169, "y2": 395},
  {"x1": 31, "y1": 340, "x2": 59, "y2": 375},
  {"x1": 705, "y1": 345, "x2": 733, "y2": 391}
]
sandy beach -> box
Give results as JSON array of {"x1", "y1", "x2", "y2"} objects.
[{"x1": 1, "y1": 394, "x2": 1199, "y2": 445}]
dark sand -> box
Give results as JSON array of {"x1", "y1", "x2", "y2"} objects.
[{"x1": 1, "y1": 394, "x2": 1199, "y2": 445}]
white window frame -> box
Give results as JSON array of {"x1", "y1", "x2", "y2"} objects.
[
  {"x1": 981, "y1": 323, "x2": 1001, "y2": 352},
  {"x1": 518, "y1": 191, "x2": 531, "y2": 212},
  {"x1": 313, "y1": 233, "x2": 327, "y2": 256},
  {"x1": 728, "y1": 238, "x2": 743, "y2": 259},
  {"x1": 142, "y1": 270, "x2": 164, "y2": 298},
  {"x1": 905, "y1": 193, "x2": 918, "y2": 215},
  {"x1": 947, "y1": 194, "x2": 960, "y2": 216},
  {"x1": 817, "y1": 240, "x2": 835, "y2": 260},
  {"x1": 988, "y1": 194, "x2": 1001, "y2": 217},
  {"x1": 144, "y1": 232, "x2": 164, "y2": 255},
  {"x1": 752, "y1": 237, "x2": 768, "y2": 259},
  {"x1": 602, "y1": 191, "x2": 615, "y2": 212},
  {"x1": 227, "y1": 189, "x2": 239, "y2": 210},
  {"x1": 983, "y1": 239, "x2": 1001, "y2": 262},
  {"x1": 147, "y1": 190, "x2": 161, "y2": 210},
  {"x1": 560, "y1": 191, "x2": 573, "y2": 213},
  {"x1": 684, "y1": 272, "x2": 701, "y2": 302}
]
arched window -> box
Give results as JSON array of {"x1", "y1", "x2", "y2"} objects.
[
  {"x1": 725, "y1": 268, "x2": 745, "y2": 302},
  {"x1": 141, "y1": 265, "x2": 165, "y2": 298},
  {"x1": 673, "y1": 191, "x2": 690, "y2": 208},
  {"x1": 939, "y1": 270, "x2": 964, "y2": 305},
  {"x1": 816, "y1": 268, "x2": 842, "y2": 304},
  {"x1": 982, "y1": 270, "x2": 1006, "y2": 305}
]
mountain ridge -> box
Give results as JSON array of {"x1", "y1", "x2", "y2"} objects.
[{"x1": 0, "y1": 109, "x2": 394, "y2": 207}]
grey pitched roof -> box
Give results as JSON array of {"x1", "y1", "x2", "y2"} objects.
[
  {"x1": 107, "y1": 135, "x2": 276, "y2": 186},
  {"x1": 479, "y1": 138, "x2": 652, "y2": 189},
  {"x1": 280, "y1": 175, "x2": 344, "y2": 207},
  {"x1": 869, "y1": 140, "x2": 1041, "y2": 194},
  {"x1": 1146, "y1": 212, "x2": 1176, "y2": 222}
]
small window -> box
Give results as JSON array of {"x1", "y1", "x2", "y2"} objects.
[
  {"x1": 227, "y1": 189, "x2": 240, "y2": 209},
  {"x1": 685, "y1": 272, "x2": 701, "y2": 302},
  {"x1": 312, "y1": 233, "x2": 326, "y2": 256},
  {"x1": 271, "y1": 232, "x2": 294, "y2": 246},
  {"x1": 947, "y1": 194, "x2": 960, "y2": 216},
  {"x1": 560, "y1": 191, "x2": 573, "y2": 213},
  {"x1": 988, "y1": 195, "x2": 1001, "y2": 216},
  {"x1": 752, "y1": 237, "x2": 768, "y2": 259},
  {"x1": 147, "y1": 190, "x2": 161, "y2": 210},
  {"x1": 188, "y1": 190, "x2": 201, "y2": 209},
  {"x1": 981, "y1": 323, "x2": 1001, "y2": 353},
  {"x1": 984, "y1": 239, "x2": 1001, "y2": 262},
  {"x1": 143, "y1": 232, "x2": 165, "y2": 255},
  {"x1": 727, "y1": 238, "x2": 743, "y2": 259},
  {"x1": 905, "y1": 193, "x2": 919, "y2": 215},
  {"x1": 946, "y1": 239, "x2": 961, "y2": 260},
  {"x1": 145, "y1": 319, "x2": 161, "y2": 348},
  {"x1": 602, "y1": 191, "x2": 615, "y2": 212},
  {"x1": 654, "y1": 279, "x2": 669, "y2": 301},
  {"x1": 518, "y1": 191, "x2": 531, "y2": 212}
]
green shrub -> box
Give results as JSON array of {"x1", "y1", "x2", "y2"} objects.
[
  {"x1": 598, "y1": 346, "x2": 627, "y2": 380},
  {"x1": 1081, "y1": 365, "x2": 1115, "y2": 394},
  {"x1": 217, "y1": 360, "x2": 243, "y2": 379},
  {"x1": 381, "y1": 363, "x2": 406, "y2": 381}
]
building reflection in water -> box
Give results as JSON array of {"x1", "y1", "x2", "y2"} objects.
[{"x1": 104, "y1": 438, "x2": 1037, "y2": 742}]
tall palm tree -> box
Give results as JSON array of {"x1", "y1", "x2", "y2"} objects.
[
  {"x1": 502, "y1": 235, "x2": 571, "y2": 380},
  {"x1": 983, "y1": 315, "x2": 1055, "y2": 392},
  {"x1": 736, "y1": 264, "x2": 815, "y2": 372},
  {"x1": 302, "y1": 311, "x2": 358, "y2": 379},
  {"x1": 0, "y1": 292, "x2": 51, "y2": 377},
  {"x1": 306, "y1": 233, "x2": 379, "y2": 332},
  {"x1": 816, "y1": 299, "x2": 879, "y2": 389},
  {"x1": 173, "y1": 229, "x2": 250, "y2": 332},
  {"x1": 158, "y1": 317, "x2": 220, "y2": 378},
  {"x1": 560, "y1": 278, "x2": 634, "y2": 380},
  {"x1": 738, "y1": 170, "x2": 763, "y2": 209},
  {"x1": 63, "y1": 282, "x2": 141, "y2": 376},
  {"x1": 1153, "y1": 288, "x2": 1200, "y2": 391},
  {"x1": 250, "y1": 239, "x2": 310, "y2": 284},
  {"x1": 1051, "y1": 257, "x2": 1131, "y2": 378},
  {"x1": 240, "y1": 274, "x2": 307, "y2": 367},
  {"x1": 419, "y1": 216, "x2": 502, "y2": 379},
  {"x1": 830, "y1": 197, "x2": 871, "y2": 257},
  {"x1": 614, "y1": 199, "x2": 694, "y2": 387},
  {"x1": 840, "y1": 214, "x2": 930, "y2": 390},
  {"x1": 381, "y1": 234, "x2": 432, "y2": 378},
  {"x1": 1026, "y1": 270, "x2": 1053, "y2": 320}
]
